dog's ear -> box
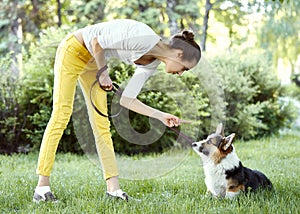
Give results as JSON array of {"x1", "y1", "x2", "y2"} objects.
[
  {"x1": 216, "y1": 123, "x2": 225, "y2": 136},
  {"x1": 222, "y1": 133, "x2": 235, "y2": 150}
]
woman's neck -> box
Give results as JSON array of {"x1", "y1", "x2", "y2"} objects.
[
  {"x1": 148, "y1": 41, "x2": 170, "y2": 63},
  {"x1": 134, "y1": 41, "x2": 170, "y2": 65}
]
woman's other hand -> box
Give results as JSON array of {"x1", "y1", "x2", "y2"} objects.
[{"x1": 98, "y1": 70, "x2": 113, "y2": 90}]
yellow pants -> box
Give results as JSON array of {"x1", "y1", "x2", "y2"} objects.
[{"x1": 36, "y1": 34, "x2": 118, "y2": 180}]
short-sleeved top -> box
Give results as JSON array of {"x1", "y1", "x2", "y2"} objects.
[{"x1": 81, "y1": 19, "x2": 161, "y2": 98}]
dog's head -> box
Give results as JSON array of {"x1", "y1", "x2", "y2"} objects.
[{"x1": 192, "y1": 123, "x2": 235, "y2": 164}]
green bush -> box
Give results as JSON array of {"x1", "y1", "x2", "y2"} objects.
[
  {"x1": 0, "y1": 53, "x2": 29, "y2": 154},
  {"x1": 208, "y1": 50, "x2": 297, "y2": 139},
  {"x1": 283, "y1": 81, "x2": 300, "y2": 101}
]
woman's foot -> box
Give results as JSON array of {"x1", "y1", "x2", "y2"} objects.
[
  {"x1": 105, "y1": 176, "x2": 131, "y2": 201},
  {"x1": 106, "y1": 189, "x2": 129, "y2": 201},
  {"x1": 33, "y1": 186, "x2": 58, "y2": 203},
  {"x1": 33, "y1": 175, "x2": 57, "y2": 203}
]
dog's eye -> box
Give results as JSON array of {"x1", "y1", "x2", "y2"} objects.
[{"x1": 229, "y1": 185, "x2": 236, "y2": 190}]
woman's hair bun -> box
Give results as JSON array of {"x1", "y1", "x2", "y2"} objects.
[
  {"x1": 181, "y1": 30, "x2": 195, "y2": 42},
  {"x1": 170, "y1": 29, "x2": 201, "y2": 62}
]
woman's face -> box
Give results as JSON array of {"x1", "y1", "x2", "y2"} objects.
[{"x1": 165, "y1": 57, "x2": 198, "y2": 76}]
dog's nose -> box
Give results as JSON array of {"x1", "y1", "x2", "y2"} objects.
[
  {"x1": 199, "y1": 146, "x2": 203, "y2": 152},
  {"x1": 192, "y1": 143, "x2": 197, "y2": 147}
]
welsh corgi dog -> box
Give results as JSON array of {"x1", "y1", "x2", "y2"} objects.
[{"x1": 192, "y1": 123, "x2": 272, "y2": 198}]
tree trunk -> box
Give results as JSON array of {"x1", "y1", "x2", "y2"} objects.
[
  {"x1": 9, "y1": 0, "x2": 22, "y2": 77},
  {"x1": 57, "y1": 0, "x2": 61, "y2": 27},
  {"x1": 201, "y1": 0, "x2": 212, "y2": 52},
  {"x1": 166, "y1": 0, "x2": 180, "y2": 35}
]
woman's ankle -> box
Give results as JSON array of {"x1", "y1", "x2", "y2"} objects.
[
  {"x1": 37, "y1": 175, "x2": 50, "y2": 187},
  {"x1": 106, "y1": 176, "x2": 120, "y2": 192}
]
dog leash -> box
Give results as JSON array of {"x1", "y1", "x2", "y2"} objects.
[
  {"x1": 168, "y1": 127, "x2": 195, "y2": 144},
  {"x1": 90, "y1": 65, "x2": 123, "y2": 118}
]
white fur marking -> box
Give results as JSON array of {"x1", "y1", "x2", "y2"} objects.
[{"x1": 225, "y1": 191, "x2": 240, "y2": 199}]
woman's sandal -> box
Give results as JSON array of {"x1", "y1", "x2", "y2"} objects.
[{"x1": 106, "y1": 189, "x2": 129, "y2": 201}]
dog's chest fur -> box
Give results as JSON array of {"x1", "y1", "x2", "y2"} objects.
[{"x1": 201, "y1": 151, "x2": 240, "y2": 197}]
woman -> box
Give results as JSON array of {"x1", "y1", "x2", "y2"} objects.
[{"x1": 33, "y1": 19, "x2": 201, "y2": 202}]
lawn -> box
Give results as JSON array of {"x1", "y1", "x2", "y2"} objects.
[{"x1": 0, "y1": 131, "x2": 299, "y2": 214}]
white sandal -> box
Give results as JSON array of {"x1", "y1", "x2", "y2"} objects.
[{"x1": 106, "y1": 189, "x2": 129, "y2": 201}]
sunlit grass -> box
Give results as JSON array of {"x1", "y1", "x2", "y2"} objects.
[{"x1": 0, "y1": 132, "x2": 299, "y2": 213}]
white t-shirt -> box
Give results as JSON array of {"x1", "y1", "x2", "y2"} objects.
[{"x1": 81, "y1": 19, "x2": 161, "y2": 98}]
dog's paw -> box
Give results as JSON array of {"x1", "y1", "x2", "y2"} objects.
[{"x1": 205, "y1": 190, "x2": 215, "y2": 198}]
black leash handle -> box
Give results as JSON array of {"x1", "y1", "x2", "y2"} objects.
[
  {"x1": 90, "y1": 65, "x2": 123, "y2": 118},
  {"x1": 96, "y1": 64, "x2": 108, "y2": 80}
]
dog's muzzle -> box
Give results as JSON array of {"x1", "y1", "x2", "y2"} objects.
[{"x1": 192, "y1": 142, "x2": 204, "y2": 152}]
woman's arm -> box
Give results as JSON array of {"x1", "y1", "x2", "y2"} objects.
[
  {"x1": 91, "y1": 38, "x2": 112, "y2": 89},
  {"x1": 120, "y1": 96, "x2": 179, "y2": 127}
]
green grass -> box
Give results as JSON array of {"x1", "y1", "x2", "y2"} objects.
[{"x1": 1, "y1": 131, "x2": 300, "y2": 214}]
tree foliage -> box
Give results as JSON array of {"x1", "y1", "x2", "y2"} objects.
[
  {"x1": 256, "y1": 0, "x2": 300, "y2": 72},
  {"x1": 0, "y1": 53, "x2": 26, "y2": 154}
]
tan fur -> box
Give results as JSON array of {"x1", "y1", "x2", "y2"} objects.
[{"x1": 227, "y1": 178, "x2": 245, "y2": 193}]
